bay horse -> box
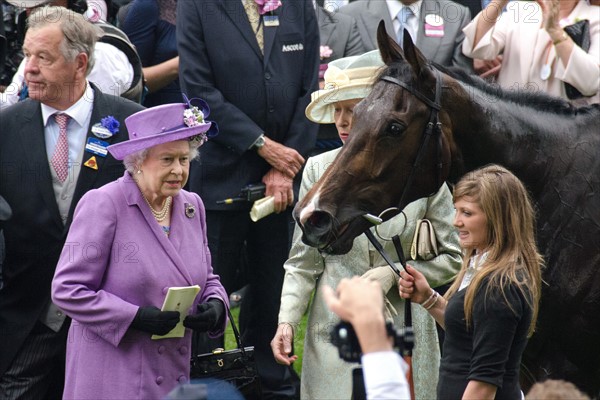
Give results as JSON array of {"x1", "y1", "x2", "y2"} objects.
[{"x1": 294, "y1": 23, "x2": 600, "y2": 397}]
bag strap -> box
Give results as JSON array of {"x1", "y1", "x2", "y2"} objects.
[{"x1": 226, "y1": 306, "x2": 249, "y2": 357}]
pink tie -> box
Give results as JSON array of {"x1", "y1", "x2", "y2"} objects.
[{"x1": 51, "y1": 113, "x2": 70, "y2": 183}]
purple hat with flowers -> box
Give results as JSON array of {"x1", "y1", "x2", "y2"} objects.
[{"x1": 108, "y1": 96, "x2": 218, "y2": 160}]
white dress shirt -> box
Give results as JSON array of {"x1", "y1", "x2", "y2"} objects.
[{"x1": 388, "y1": 0, "x2": 423, "y2": 43}]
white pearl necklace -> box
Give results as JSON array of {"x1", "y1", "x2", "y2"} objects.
[{"x1": 142, "y1": 194, "x2": 172, "y2": 222}]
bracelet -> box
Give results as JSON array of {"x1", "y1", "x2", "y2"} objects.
[
  {"x1": 420, "y1": 290, "x2": 438, "y2": 309},
  {"x1": 425, "y1": 292, "x2": 440, "y2": 310},
  {"x1": 419, "y1": 289, "x2": 436, "y2": 306},
  {"x1": 553, "y1": 31, "x2": 569, "y2": 46}
]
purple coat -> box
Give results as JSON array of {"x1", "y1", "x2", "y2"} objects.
[{"x1": 51, "y1": 172, "x2": 228, "y2": 400}]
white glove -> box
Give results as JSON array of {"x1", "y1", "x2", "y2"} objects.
[
  {"x1": 361, "y1": 266, "x2": 399, "y2": 320},
  {"x1": 361, "y1": 266, "x2": 398, "y2": 294}
]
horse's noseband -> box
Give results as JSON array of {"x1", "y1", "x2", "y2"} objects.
[{"x1": 381, "y1": 68, "x2": 444, "y2": 209}]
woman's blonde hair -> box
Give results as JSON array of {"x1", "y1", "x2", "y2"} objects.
[{"x1": 445, "y1": 164, "x2": 543, "y2": 336}]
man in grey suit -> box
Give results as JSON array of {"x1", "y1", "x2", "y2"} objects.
[
  {"x1": 0, "y1": 6, "x2": 143, "y2": 398},
  {"x1": 317, "y1": 4, "x2": 365, "y2": 63},
  {"x1": 340, "y1": 0, "x2": 473, "y2": 71}
]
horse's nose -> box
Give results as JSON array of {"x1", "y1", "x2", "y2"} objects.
[
  {"x1": 296, "y1": 200, "x2": 316, "y2": 226},
  {"x1": 296, "y1": 209, "x2": 335, "y2": 249}
]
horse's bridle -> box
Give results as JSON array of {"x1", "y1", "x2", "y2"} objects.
[
  {"x1": 381, "y1": 67, "x2": 444, "y2": 212},
  {"x1": 361, "y1": 70, "x2": 444, "y2": 395}
]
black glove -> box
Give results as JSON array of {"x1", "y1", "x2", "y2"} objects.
[
  {"x1": 183, "y1": 299, "x2": 226, "y2": 332},
  {"x1": 130, "y1": 306, "x2": 180, "y2": 335}
]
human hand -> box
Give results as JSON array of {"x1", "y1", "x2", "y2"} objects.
[
  {"x1": 398, "y1": 265, "x2": 432, "y2": 304},
  {"x1": 361, "y1": 266, "x2": 397, "y2": 294},
  {"x1": 323, "y1": 277, "x2": 391, "y2": 354},
  {"x1": 262, "y1": 168, "x2": 294, "y2": 213},
  {"x1": 537, "y1": 0, "x2": 561, "y2": 34},
  {"x1": 130, "y1": 306, "x2": 180, "y2": 335},
  {"x1": 271, "y1": 323, "x2": 298, "y2": 365},
  {"x1": 183, "y1": 299, "x2": 225, "y2": 332},
  {"x1": 257, "y1": 137, "x2": 304, "y2": 178},
  {"x1": 474, "y1": 56, "x2": 503, "y2": 79}
]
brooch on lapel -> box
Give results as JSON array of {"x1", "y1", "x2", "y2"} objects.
[
  {"x1": 185, "y1": 203, "x2": 196, "y2": 219},
  {"x1": 84, "y1": 156, "x2": 98, "y2": 170}
]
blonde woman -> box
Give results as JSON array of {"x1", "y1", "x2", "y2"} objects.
[{"x1": 399, "y1": 164, "x2": 543, "y2": 400}]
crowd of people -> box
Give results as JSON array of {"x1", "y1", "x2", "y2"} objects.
[{"x1": 0, "y1": 0, "x2": 597, "y2": 399}]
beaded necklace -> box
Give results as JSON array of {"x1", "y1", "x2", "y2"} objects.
[{"x1": 142, "y1": 194, "x2": 172, "y2": 222}]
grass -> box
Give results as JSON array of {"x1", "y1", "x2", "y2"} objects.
[{"x1": 224, "y1": 306, "x2": 308, "y2": 376}]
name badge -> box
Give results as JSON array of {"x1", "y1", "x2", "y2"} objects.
[
  {"x1": 264, "y1": 15, "x2": 279, "y2": 27},
  {"x1": 91, "y1": 123, "x2": 115, "y2": 139},
  {"x1": 424, "y1": 14, "x2": 444, "y2": 37},
  {"x1": 85, "y1": 137, "x2": 109, "y2": 158}
]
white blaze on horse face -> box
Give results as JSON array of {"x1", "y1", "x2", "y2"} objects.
[{"x1": 298, "y1": 190, "x2": 320, "y2": 225}]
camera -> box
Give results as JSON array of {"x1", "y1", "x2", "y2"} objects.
[{"x1": 330, "y1": 321, "x2": 413, "y2": 363}]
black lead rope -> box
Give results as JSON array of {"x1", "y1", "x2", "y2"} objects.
[
  {"x1": 364, "y1": 230, "x2": 414, "y2": 358},
  {"x1": 391, "y1": 235, "x2": 413, "y2": 331}
]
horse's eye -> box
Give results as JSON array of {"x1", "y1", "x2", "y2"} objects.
[{"x1": 385, "y1": 122, "x2": 406, "y2": 137}]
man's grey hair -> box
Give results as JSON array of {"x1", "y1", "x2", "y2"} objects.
[{"x1": 27, "y1": 6, "x2": 101, "y2": 76}]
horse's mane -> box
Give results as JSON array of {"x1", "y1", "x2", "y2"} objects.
[
  {"x1": 377, "y1": 60, "x2": 599, "y2": 117},
  {"x1": 435, "y1": 63, "x2": 599, "y2": 116}
]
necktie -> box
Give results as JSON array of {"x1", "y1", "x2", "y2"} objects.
[
  {"x1": 51, "y1": 113, "x2": 70, "y2": 183},
  {"x1": 396, "y1": 6, "x2": 414, "y2": 46},
  {"x1": 242, "y1": 0, "x2": 264, "y2": 54}
]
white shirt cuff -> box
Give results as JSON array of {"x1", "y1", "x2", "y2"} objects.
[{"x1": 361, "y1": 351, "x2": 411, "y2": 400}]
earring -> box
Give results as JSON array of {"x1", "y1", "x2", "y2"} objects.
[{"x1": 136, "y1": 169, "x2": 142, "y2": 174}]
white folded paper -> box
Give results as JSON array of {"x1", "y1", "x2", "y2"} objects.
[
  {"x1": 151, "y1": 285, "x2": 200, "y2": 340},
  {"x1": 250, "y1": 196, "x2": 275, "y2": 222}
]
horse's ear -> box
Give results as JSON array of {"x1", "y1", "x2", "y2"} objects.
[
  {"x1": 376, "y1": 20, "x2": 404, "y2": 65},
  {"x1": 402, "y1": 30, "x2": 427, "y2": 72},
  {"x1": 402, "y1": 30, "x2": 435, "y2": 81}
]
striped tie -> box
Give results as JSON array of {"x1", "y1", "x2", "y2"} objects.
[{"x1": 51, "y1": 113, "x2": 70, "y2": 183}]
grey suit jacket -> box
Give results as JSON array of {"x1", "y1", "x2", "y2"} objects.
[
  {"x1": 340, "y1": 0, "x2": 473, "y2": 71},
  {"x1": 317, "y1": 6, "x2": 365, "y2": 62}
]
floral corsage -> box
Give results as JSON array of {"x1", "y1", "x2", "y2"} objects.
[
  {"x1": 320, "y1": 45, "x2": 333, "y2": 60},
  {"x1": 182, "y1": 94, "x2": 219, "y2": 147},
  {"x1": 255, "y1": 0, "x2": 281, "y2": 15},
  {"x1": 101, "y1": 116, "x2": 120, "y2": 135}
]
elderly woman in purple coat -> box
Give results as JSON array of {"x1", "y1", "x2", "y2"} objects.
[{"x1": 51, "y1": 99, "x2": 227, "y2": 400}]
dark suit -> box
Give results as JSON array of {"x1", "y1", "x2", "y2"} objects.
[
  {"x1": 340, "y1": 0, "x2": 473, "y2": 71},
  {"x1": 177, "y1": 0, "x2": 319, "y2": 396},
  {"x1": 0, "y1": 85, "x2": 144, "y2": 398},
  {"x1": 453, "y1": 0, "x2": 483, "y2": 19}
]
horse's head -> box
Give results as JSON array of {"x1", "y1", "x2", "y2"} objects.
[{"x1": 294, "y1": 22, "x2": 452, "y2": 254}]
